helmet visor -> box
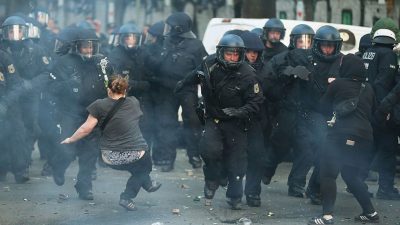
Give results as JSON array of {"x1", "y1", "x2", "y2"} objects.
[
  {"x1": 120, "y1": 33, "x2": 142, "y2": 48},
  {"x1": 163, "y1": 23, "x2": 172, "y2": 36},
  {"x1": 36, "y1": 11, "x2": 49, "y2": 26},
  {"x1": 144, "y1": 33, "x2": 157, "y2": 45},
  {"x1": 77, "y1": 40, "x2": 99, "y2": 58},
  {"x1": 27, "y1": 23, "x2": 40, "y2": 39},
  {"x1": 3, "y1": 25, "x2": 27, "y2": 41},
  {"x1": 294, "y1": 34, "x2": 313, "y2": 49}
]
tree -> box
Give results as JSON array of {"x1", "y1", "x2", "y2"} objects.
[
  {"x1": 114, "y1": 0, "x2": 133, "y2": 26},
  {"x1": 241, "y1": 0, "x2": 276, "y2": 18},
  {"x1": 303, "y1": 0, "x2": 314, "y2": 21}
]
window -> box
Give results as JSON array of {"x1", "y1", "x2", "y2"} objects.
[
  {"x1": 342, "y1": 9, "x2": 352, "y2": 25},
  {"x1": 279, "y1": 11, "x2": 287, "y2": 19},
  {"x1": 338, "y1": 29, "x2": 356, "y2": 51}
]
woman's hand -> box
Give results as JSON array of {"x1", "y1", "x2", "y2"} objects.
[{"x1": 61, "y1": 137, "x2": 72, "y2": 144}]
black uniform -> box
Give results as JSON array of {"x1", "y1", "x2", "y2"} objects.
[
  {"x1": 49, "y1": 53, "x2": 107, "y2": 198},
  {"x1": 1, "y1": 39, "x2": 52, "y2": 166},
  {"x1": 151, "y1": 36, "x2": 207, "y2": 169},
  {"x1": 262, "y1": 48, "x2": 343, "y2": 199},
  {"x1": 363, "y1": 44, "x2": 399, "y2": 197},
  {"x1": 108, "y1": 45, "x2": 153, "y2": 142},
  {"x1": 0, "y1": 49, "x2": 30, "y2": 183},
  {"x1": 180, "y1": 54, "x2": 264, "y2": 203}
]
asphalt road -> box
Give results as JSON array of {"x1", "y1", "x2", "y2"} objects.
[{"x1": 1, "y1": 149, "x2": 400, "y2": 225}]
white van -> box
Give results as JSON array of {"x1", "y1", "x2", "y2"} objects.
[{"x1": 202, "y1": 18, "x2": 372, "y2": 55}]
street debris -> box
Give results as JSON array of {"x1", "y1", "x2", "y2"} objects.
[
  {"x1": 238, "y1": 217, "x2": 252, "y2": 225},
  {"x1": 172, "y1": 208, "x2": 180, "y2": 215}
]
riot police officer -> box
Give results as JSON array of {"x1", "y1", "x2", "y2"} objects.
[
  {"x1": 150, "y1": 12, "x2": 207, "y2": 171},
  {"x1": 0, "y1": 15, "x2": 52, "y2": 180},
  {"x1": 262, "y1": 25, "x2": 343, "y2": 204},
  {"x1": 49, "y1": 28, "x2": 107, "y2": 200},
  {"x1": 29, "y1": 7, "x2": 56, "y2": 57},
  {"x1": 176, "y1": 34, "x2": 264, "y2": 209},
  {"x1": 261, "y1": 18, "x2": 288, "y2": 62},
  {"x1": 239, "y1": 31, "x2": 268, "y2": 207},
  {"x1": 363, "y1": 27, "x2": 400, "y2": 200},
  {"x1": 0, "y1": 49, "x2": 30, "y2": 183},
  {"x1": 260, "y1": 24, "x2": 315, "y2": 197},
  {"x1": 108, "y1": 23, "x2": 153, "y2": 145}
]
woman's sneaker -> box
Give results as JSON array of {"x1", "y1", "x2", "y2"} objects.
[
  {"x1": 119, "y1": 199, "x2": 137, "y2": 211},
  {"x1": 354, "y1": 212, "x2": 379, "y2": 223},
  {"x1": 308, "y1": 216, "x2": 334, "y2": 224}
]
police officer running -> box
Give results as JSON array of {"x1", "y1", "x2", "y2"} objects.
[{"x1": 176, "y1": 34, "x2": 264, "y2": 209}]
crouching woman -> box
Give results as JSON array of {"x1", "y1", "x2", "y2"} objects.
[{"x1": 61, "y1": 75, "x2": 161, "y2": 211}]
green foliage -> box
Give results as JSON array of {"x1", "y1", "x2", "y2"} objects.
[{"x1": 371, "y1": 18, "x2": 400, "y2": 41}]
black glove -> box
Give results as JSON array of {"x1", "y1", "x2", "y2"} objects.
[
  {"x1": 222, "y1": 107, "x2": 247, "y2": 118},
  {"x1": 282, "y1": 65, "x2": 310, "y2": 80},
  {"x1": 174, "y1": 80, "x2": 184, "y2": 94},
  {"x1": 0, "y1": 102, "x2": 7, "y2": 119},
  {"x1": 373, "y1": 108, "x2": 389, "y2": 125},
  {"x1": 196, "y1": 71, "x2": 205, "y2": 80},
  {"x1": 292, "y1": 66, "x2": 310, "y2": 80}
]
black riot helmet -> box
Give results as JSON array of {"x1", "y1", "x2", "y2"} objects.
[
  {"x1": 145, "y1": 21, "x2": 165, "y2": 45},
  {"x1": 216, "y1": 34, "x2": 246, "y2": 70},
  {"x1": 164, "y1": 12, "x2": 196, "y2": 38},
  {"x1": 76, "y1": 20, "x2": 95, "y2": 31},
  {"x1": 262, "y1": 18, "x2": 286, "y2": 44},
  {"x1": 118, "y1": 23, "x2": 142, "y2": 50},
  {"x1": 1, "y1": 16, "x2": 28, "y2": 42},
  {"x1": 54, "y1": 26, "x2": 80, "y2": 56},
  {"x1": 251, "y1": 28, "x2": 263, "y2": 38},
  {"x1": 289, "y1": 24, "x2": 315, "y2": 50},
  {"x1": 240, "y1": 31, "x2": 264, "y2": 69},
  {"x1": 71, "y1": 28, "x2": 100, "y2": 60},
  {"x1": 29, "y1": 7, "x2": 49, "y2": 27},
  {"x1": 312, "y1": 25, "x2": 343, "y2": 61},
  {"x1": 358, "y1": 33, "x2": 372, "y2": 53}
]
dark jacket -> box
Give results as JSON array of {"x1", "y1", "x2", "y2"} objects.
[
  {"x1": 320, "y1": 54, "x2": 375, "y2": 141},
  {"x1": 108, "y1": 46, "x2": 150, "y2": 96},
  {"x1": 262, "y1": 41, "x2": 288, "y2": 62},
  {"x1": 181, "y1": 54, "x2": 264, "y2": 122},
  {"x1": 158, "y1": 37, "x2": 207, "y2": 92}
]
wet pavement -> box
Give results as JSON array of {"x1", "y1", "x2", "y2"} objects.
[{"x1": 1, "y1": 149, "x2": 400, "y2": 225}]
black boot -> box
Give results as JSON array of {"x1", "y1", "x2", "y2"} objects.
[
  {"x1": 306, "y1": 188, "x2": 322, "y2": 205},
  {"x1": 204, "y1": 181, "x2": 219, "y2": 199},
  {"x1": 376, "y1": 186, "x2": 400, "y2": 200},
  {"x1": 78, "y1": 190, "x2": 94, "y2": 200},
  {"x1": 189, "y1": 156, "x2": 202, "y2": 169},
  {"x1": 41, "y1": 162, "x2": 53, "y2": 176},
  {"x1": 227, "y1": 197, "x2": 242, "y2": 210},
  {"x1": 246, "y1": 194, "x2": 261, "y2": 207},
  {"x1": 288, "y1": 185, "x2": 305, "y2": 198},
  {"x1": 14, "y1": 169, "x2": 29, "y2": 184}
]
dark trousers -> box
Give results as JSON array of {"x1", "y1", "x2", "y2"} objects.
[
  {"x1": 152, "y1": 89, "x2": 200, "y2": 165},
  {"x1": 49, "y1": 114, "x2": 98, "y2": 193},
  {"x1": 37, "y1": 96, "x2": 58, "y2": 160},
  {"x1": 109, "y1": 151, "x2": 153, "y2": 200},
  {"x1": 200, "y1": 119, "x2": 247, "y2": 199},
  {"x1": 244, "y1": 122, "x2": 266, "y2": 196},
  {"x1": 320, "y1": 139, "x2": 375, "y2": 215},
  {"x1": 294, "y1": 112, "x2": 326, "y2": 191},
  {"x1": 372, "y1": 128, "x2": 398, "y2": 189},
  {"x1": 0, "y1": 106, "x2": 30, "y2": 176},
  {"x1": 263, "y1": 108, "x2": 296, "y2": 182}
]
